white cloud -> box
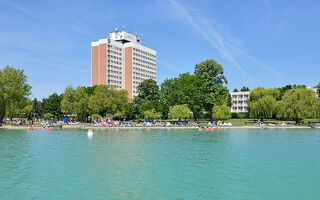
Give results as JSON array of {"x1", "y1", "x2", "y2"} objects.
[{"x1": 167, "y1": 0, "x2": 282, "y2": 81}]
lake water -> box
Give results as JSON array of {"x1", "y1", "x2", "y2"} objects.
[{"x1": 0, "y1": 128, "x2": 319, "y2": 200}]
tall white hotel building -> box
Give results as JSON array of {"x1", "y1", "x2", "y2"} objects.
[{"x1": 91, "y1": 29, "x2": 157, "y2": 99}]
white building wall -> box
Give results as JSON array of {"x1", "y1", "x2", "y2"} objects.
[
  {"x1": 230, "y1": 91, "x2": 250, "y2": 113},
  {"x1": 107, "y1": 40, "x2": 124, "y2": 89},
  {"x1": 127, "y1": 43, "x2": 156, "y2": 97}
]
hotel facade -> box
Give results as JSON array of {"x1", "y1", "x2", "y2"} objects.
[
  {"x1": 229, "y1": 91, "x2": 250, "y2": 113},
  {"x1": 91, "y1": 29, "x2": 157, "y2": 99}
]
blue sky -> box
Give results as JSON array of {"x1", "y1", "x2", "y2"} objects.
[{"x1": 0, "y1": 0, "x2": 319, "y2": 99}]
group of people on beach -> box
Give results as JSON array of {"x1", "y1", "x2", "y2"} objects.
[
  {"x1": 198, "y1": 120, "x2": 224, "y2": 131},
  {"x1": 27, "y1": 124, "x2": 52, "y2": 131},
  {"x1": 198, "y1": 126, "x2": 222, "y2": 131},
  {"x1": 93, "y1": 118, "x2": 192, "y2": 127}
]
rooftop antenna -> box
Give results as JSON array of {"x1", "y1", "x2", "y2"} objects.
[{"x1": 136, "y1": 33, "x2": 142, "y2": 43}]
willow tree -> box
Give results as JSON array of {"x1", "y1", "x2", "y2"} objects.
[
  {"x1": 61, "y1": 86, "x2": 75, "y2": 116},
  {"x1": 212, "y1": 104, "x2": 231, "y2": 120},
  {"x1": 277, "y1": 88, "x2": 318, "y2": 124},
  {"x1": 88, "y1": 85, "x2": 129, "y2": 117},
  {"x1": 248, "y1": 87, "x2": 279, "y2": 120},
  {"x1": 249, "y1": 87, "x2": 280, "y2": 101},
  {"x1": 249, "y1": 96, "x2": 277, "y2": 120},
  {"x1": 144, "y1": 109, "x2": 159, "y2": 121},
  {"x1": 73, "y1": 86, "x2": 89, "y2": 121},
  {"x1": 168, "y1": 104, "x2": 193, "y2": 122}
]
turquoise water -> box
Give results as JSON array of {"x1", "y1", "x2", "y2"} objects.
[{"x1": 0, "y1": 128, "x2": 320, "y2": 200}]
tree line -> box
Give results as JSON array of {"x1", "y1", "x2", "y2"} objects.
[
  {"x1": 248, "y1": 86, "x2": 320, "y2": 124},
  {"x1": 1, "y1": 60, "x2": 320, "y2": 124}
]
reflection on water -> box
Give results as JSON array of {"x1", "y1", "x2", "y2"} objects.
[{"x1": 0, "y1": 128, "x2": 320, "y2": 200}]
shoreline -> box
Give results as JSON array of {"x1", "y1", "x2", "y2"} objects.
[{"x1": 0, "y1": 125, "x2": 317, "y2": 130}]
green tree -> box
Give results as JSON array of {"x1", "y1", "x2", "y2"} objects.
[
  {"x1": 233, "y1": 88, "x2": 238, "y2": 92},
  {"x1": 136, "y1": 79, "x2": 159, "y2": 101},
  {"x1": 240, "y1": 86, "x2": 250, "y2": 92},
  {"x1": 278, "y1": 85, "x2": 306, "y2": 100},
  {"x1": 168, "y1": 104, "x2": 193, "y2": 122},
  {"x1": 88, "y1": 86, "x2": 107, "y2": 116},
  {"x1": 278, "y1": 85, "x2": 293, "y2": 99},
  {"x1": 160, "y1": 73, "x2": 205, "y2": 120},
  {"x1": 0, "y1": 66, "x2": 31, "y2": 120},
  {"x1": 31, "y1": 98, "x2": 42, "y2": 119},
  {"x1": 90, "y1": 114, "x2": 100, "y2": 121},
  {"x1": 237, "y1": 113, "x2": 246, "y2": 120},
  {"x1": 116, "y1": 102, "x2": 135, "y2": 120},
  {"x1": 88, "y1": 85, "x2": 129, "y2": 117},
  {"x1": 43, "y1": 113, "x2": 54, "y2": 120},
  {"x1": 85, "y1": 86, "x2": 97, "y2": 97},
  {"x1": 249, "y1": 87, "x2": 281, "y2": 101},
  {"x1": 126, "y1": 102, "x2": 135, "y2": 120},
  {"x1": 144, "y1": 109, "x2": 159, "y2": 120},
  {"x1": 194, "y1": 59, "x2": 230, "y2": 116},
  {"x1": 212, "y1": 104, "x2": 231, "y2": 120},
  {"x1": 73, "y1": 86, "x2": 89, "y2": 121},
  {"x1": 134, "y1": 79, "x2": 160, "y2": 117},
  {"x1": 0, "y1": 92, "x2": 5, "y2": 121},
  {"x1": 248, "y1": 87, "x2": 280, "y2": 120},
  {"x1": 277, "y1": 88, "x2": 318, "y2": 124},
  {"x1": 293, "y1": 84, "x2": 306, "y2": 89},
  {"x1": 20, "y1": 99, "x2": 32, "y2": 119},
  {"x1": 61, "y1": 86, "x2": 75, "y2": 116},
  {"x1": 249, "y1": 96, "x2": 277, "y2": 120},
  {"x1": 42, "y1": 93, "x2": 62, "y2": 120},
  {"x1": 317, "y1": 99, "x2": 320, "y2": 118}
]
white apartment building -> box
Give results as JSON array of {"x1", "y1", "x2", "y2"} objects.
[
  {"x1": 91, "y1": 28, "x2": 157, "y2": 99},
  {"x1": 130, "y1": 44, "x2": 157, "y2": 96},
  {"x1": 230, "y1": 91, "x2": 250, "y2": 113}
]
